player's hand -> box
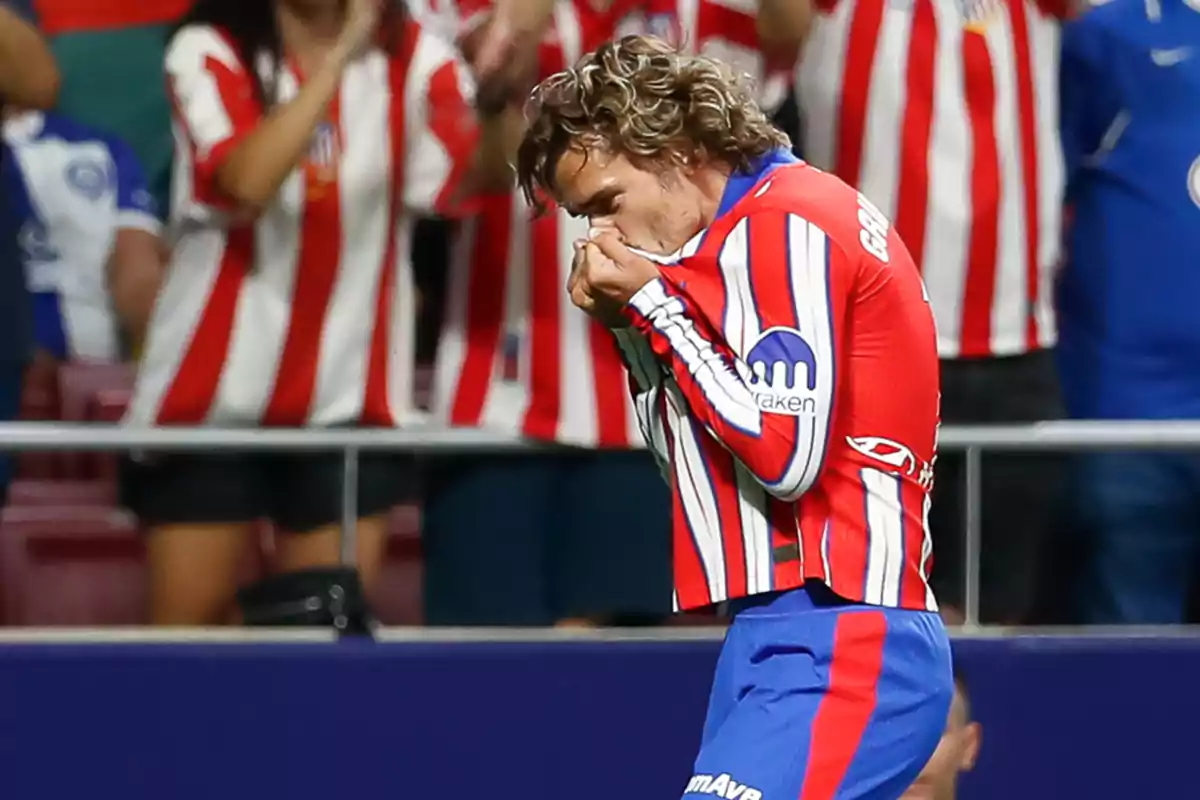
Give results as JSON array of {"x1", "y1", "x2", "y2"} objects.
[
  {"x1": 337, "y1": 0, "x2": 382, "y2": 60},
  {"x1": 567, "y1": 229, "x2": 661, "y2": 327}
]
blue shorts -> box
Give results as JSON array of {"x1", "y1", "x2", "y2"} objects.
[{"x1": 685, "y1": 587, "x2": 952, "y2": 800}]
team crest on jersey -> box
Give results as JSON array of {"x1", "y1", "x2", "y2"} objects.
[
  {"x1": 739, "y1": 326, "x2": 819, "y2": 416},
  {"x1": 888, "y1": 0, "x2": 999, "y2": 26},
  {"x1": 501, "y1": 331, "x2": 522, "y2": 383},
  {"x1": 647, "y1": 13, "x2": 682, "y2": 46},
  {"x1": 959, "y1": 0, "x2": 1003, "y2": 32},
  {"x1": 64, "y1": 158, "x2": 108, "y2": 202},
  {"x1": 305, "y1": 121, "x2": 340, "y2": 197}
]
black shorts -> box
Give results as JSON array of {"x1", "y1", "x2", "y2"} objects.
[{"x1": 121, "y1": 449, "x2": 416, "y2": 534}]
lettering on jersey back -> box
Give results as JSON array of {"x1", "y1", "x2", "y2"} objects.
[
  {"x1": 856, "y1": 192, "x2": 890, "y2": 263},
  {"x1": 741, "y1": 326, "x2": 818, "y2": 416}
]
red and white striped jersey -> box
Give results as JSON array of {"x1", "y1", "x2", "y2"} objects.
[
  {"x1": 644, "y1": 0, "x2": 791, "y2": 111},
  {"x1": 617, "y1": 150, "x2": 940, "y2": 612},
  {"x1": 432, "y1": 0, "x2": 646, "y2": 447},
  {"x1": 796, "y1": 0, "x2": 1067, "y2": 358},
  {"x1": 126, "y1": 20, "x2": 478, "y2": 427}
]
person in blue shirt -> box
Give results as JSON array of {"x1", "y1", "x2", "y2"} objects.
[
  {"x1": 3, "y1": 110, "x2": 163, "y2": 363},
  {"x1": 0, "y1": 2, "x2": 60, "y2": 504},
  {"x1": 1057, "y1": 0, "x2": 1200, "y2": 623}
]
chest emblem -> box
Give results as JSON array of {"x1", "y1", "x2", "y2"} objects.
[
  {"x1": 304, "y1": 121, "x2": 341, "y2": 198},
  {"x1": 959, "y1": 0, "x2": 1003, "y2": 32}
]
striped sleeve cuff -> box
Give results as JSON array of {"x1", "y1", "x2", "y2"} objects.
[{"x1": 622, "y1": 277, "x2": 672, "y2": 328}]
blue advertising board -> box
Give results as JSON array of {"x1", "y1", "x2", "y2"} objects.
[{"x1": 0, "y1": 632, "x2": 1193, "y2": 799}]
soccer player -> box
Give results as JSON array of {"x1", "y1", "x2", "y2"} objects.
[{"x1": 517, "y1": 35, "x2": 952, "y2": 798}]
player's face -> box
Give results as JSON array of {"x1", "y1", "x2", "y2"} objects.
[
  {"x1": 553, "y1": 147, "x2": 707, "y2": 256},
  {"x1": 901, "y1": 691, "x2": 980, "y2": 800}
]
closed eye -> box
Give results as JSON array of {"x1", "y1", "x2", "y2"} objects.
[{"x1": 567, "y1": 190, "x2": 621, "y2": 220}]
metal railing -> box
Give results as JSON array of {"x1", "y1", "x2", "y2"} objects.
[{"x1": 3, "y1": 419, "x2": 1199, "y2": 628}]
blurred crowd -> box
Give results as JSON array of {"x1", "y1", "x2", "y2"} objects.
[{"x1": 0, "y1": 0, "x2": 1197, "y2": 631}]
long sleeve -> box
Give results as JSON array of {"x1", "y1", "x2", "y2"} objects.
[
  {"x1": 403, "y1": 26, "x2": 481, "y2": 217},
  {"x1": 1059, "y1": 13, "x2": 1123, "y2": 196},
  {"x1": 108, "y1": 134, "x2": 162, "y2": 235},
  {"x1": 622, "y1": 209, "x2": 848, "y2": 502},
  {"x1": 165, "y1": 26, "x2": 262, "y2": 212},
  {"x1": 612, "y1": 327, "x2": 671, "y2": 482}
]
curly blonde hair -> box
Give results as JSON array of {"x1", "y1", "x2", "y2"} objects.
[{"x1": 515, "y1": 34, "x2": 791, "y2": 212}]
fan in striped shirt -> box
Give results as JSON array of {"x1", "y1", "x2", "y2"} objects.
[{"x1": 771, "y1": 0, "x2": 1082, "y2": 624}]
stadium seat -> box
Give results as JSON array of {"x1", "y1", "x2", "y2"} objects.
[
  {"x1": 57, "y1": 361, "x2": 136, "y2": 480},
  {"x1": 15, "y1": 357, "x2": 63, "y2": 479},
  {"x1": 87, "y1": 388, "x2": 133, "y2": 486},
  {"x1": 0, "y1": 505, "x2": 146, "y2": 626},
  {"x1": 58, "y1": 361, "x2": 136, "y2": 422},
  {"x1": 6, "y1": 479, "x2": 117, "y2": 507},
  {"x1": 372, "y1": 503, "x2": 423, "y2": 625},
  {"x1": 90, "y1": 387, "x2": 132, "y2": 423},
  {"x1": 19, "y1": 356, "x2": 59, "y2": 421}
]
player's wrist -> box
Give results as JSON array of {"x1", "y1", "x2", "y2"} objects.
[
  {"x1": 621, "y1": 277, "x2": 669, "y2": 330},
  {"x1": 625, "y1": 276, "x2": 667, "y2": 309}
]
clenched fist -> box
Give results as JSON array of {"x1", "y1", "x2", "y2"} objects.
[{"x1": 568, "y1": 230, "x2": 662, "y2": 328}]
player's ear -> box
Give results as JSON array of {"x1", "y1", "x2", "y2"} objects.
[
  {"x1": 657, "y1": 146, "x2": 694, "y2": 176},
  {"x1": 675, "y1": 147, "x2": 698, "y2": 174},
  {"x1": 960, "y1": 722, "x2": 982, "y2": 772}
]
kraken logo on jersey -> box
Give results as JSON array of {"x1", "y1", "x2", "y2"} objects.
[{"x1": 741, "y1": 326, "x2": 818, "y2": 416}]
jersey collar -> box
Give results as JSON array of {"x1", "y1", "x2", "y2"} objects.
[
  {"x1": 3, "y1": 111, "x2": 46, "y2": 144},
  {"x1": 715, "y1": 147, "x2": 799, "y2": 219},
  {"x1": 626, "y1": 148, "x2": 799, "y2": 266}
]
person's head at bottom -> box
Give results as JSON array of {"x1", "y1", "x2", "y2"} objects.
[
  {"x1": 515, "y1": 34, "x2": 792, "y2": 257},
  {"x1": 903, "y1": 667, "x2": 981, "y2": 800}
]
